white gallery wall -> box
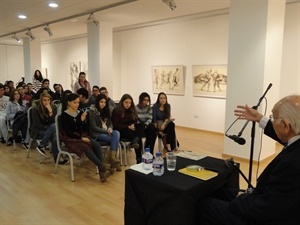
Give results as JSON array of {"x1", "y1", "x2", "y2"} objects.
[{"x1": 1, "y1": 2, "x2": 299, "y2": 135}]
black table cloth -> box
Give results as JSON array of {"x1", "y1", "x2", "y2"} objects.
[{"x1": 124, "y1": 156, "x2": 239, "y2": 225}]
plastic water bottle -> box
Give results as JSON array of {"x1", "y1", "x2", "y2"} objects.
[
  {"x1": 153, "y1": 152, "x2": 164, "y2": 176},
  {"x1": 142, "y1": 148, "x2": 153, "y2": 170}
]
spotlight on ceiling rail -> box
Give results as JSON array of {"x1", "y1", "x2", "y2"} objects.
[
  {"x1": 162, "y1": 0, "x2": 177, "y2": 11},
  {"x1": 25, "y1": 29, "x2": 35, "y2": 41},
  {"x1": 12, "y1": 33, "x2": 20, "y2": 43},
  {"x1": 43, "y1": 24, "x2": 53, "y2": 36},
  {"x1": 87, "y1": 13, "x2": 99, "y2": 26}
]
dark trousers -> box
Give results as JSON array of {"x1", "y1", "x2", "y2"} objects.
[
  {"x1": 162, "y1": 121, "x2": 176, "y2": 150},
  {"x1": 12, "y1": 117, "x2": 28, "y2": 141},
  {"x1": 119, "y1": 123, "x2": 144, "y2": 159},
  {"x1": 144, "y1": 123, "x2": 157, "y2": 155}
]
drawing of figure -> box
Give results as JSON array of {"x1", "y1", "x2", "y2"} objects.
[
  {"x1": 160, "y1": 70, "x2": 167, "y2": 89},
  {"x1": 170, "y1": 68, "x2": 179, "y2": 90},
  {"x1": 193, "y1": 70, "x2": 212, "y2": 91},
  {"x1": 154, "y1": 69, "x2": 159, "y2": 89},
  {"x1": 211, "y1": 71, "x2": 227, "y2": 92},
  {"x1": 70, "y1": 62, "x2": 79, "y2": 90}
]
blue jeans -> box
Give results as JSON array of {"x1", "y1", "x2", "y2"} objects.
[
  {"x1": 37, "y1": 123, "x2": 58, "y2": 161},
  {"x1": 96, "y1": 130, "x2": 120, "y2": 151}
]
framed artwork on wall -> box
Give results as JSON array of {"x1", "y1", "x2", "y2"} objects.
[
  {"x1": 192, "y1": 65, "x2": 227, "y2": 98},
  {"x1": 152, "y1": 65, "x2": 185, "y2": 95},
  {"x1": 70, "y1": 61, "x2": 80, "y2": 90}
]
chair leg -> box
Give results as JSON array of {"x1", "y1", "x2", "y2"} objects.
[{"x1": 118, "y1": 143, "x2": 123, "y2": 166}]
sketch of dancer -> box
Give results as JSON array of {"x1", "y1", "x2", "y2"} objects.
[
  {"x1": 160, "y1": 70, "x2": 167, "y2": 89},
  {"x1": 193, "y1": 70, "x2": 212, "y2": 91},
  {"x1": 70, "y1": 62, "x2": 79, "y2": 90},
  {"x1": 153, "y1": 69, "x2": 159, "y2": 89},
  {"x1": 170, "y1": 68, "x2": 179, "y2": 90},
  {"x1": 211, "y1": 71, "x2": 227, "y2": 92}
]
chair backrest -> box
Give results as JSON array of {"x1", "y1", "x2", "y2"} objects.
[
  {"x1": 55, "y1": 114, "x2": 63, "y2": 151},
  {"x1": 27, "y1": 107, "x2": 33, "y2": 134}
]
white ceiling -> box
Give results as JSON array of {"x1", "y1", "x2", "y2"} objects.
[
  {"x1": 0, "y1": 0, "x2": 298, "y2": 45},
  {"x1": 0, "y1": 0, "x2": 232, "y2": 44}
]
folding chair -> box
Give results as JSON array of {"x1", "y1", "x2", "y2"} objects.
[{"x1": 54, "y1": 114, "x2": 97, "y2": 182}]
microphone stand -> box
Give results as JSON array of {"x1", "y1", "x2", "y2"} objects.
[{"x1": 241, "y1": 83, "x2": 272, "y2": 189}]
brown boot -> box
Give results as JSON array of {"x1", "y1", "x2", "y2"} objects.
[
  {"x1": 98, "y1": 164, "x2": 110, "y2": 182},
  {"x1": 110, "y1": 151, "x2": 121, "y2": 164}
]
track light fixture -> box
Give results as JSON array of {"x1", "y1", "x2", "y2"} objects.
[
  {"x1": 87, "y1": 13, "x2": 99, "y2": 26},
  {"x1": 11, "y1": 33, "x2": 20, "y2": 43},
  {"x1": 25, "y1": 29, "x2": 35, "y2": 41},
  {"x1": 43, "y1": 24, "x2": 53, "y2": 36},
  {"x1": 162, "y1": 0, "x2": 177, "y2": 11}
]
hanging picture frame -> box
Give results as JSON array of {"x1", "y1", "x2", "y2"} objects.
[
  {"x1": 192, "y1": 65, "x2": 227, "y2": 98},
  {"x1": 152, "y1": 65, "x2": 185, "y2": 95}
]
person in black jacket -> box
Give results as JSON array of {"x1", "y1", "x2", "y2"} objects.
[{"x1": 197, "y1": 95, "x2": 300, "y2": 225}]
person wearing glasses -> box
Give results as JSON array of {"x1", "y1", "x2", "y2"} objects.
[{"x1": 198, "y1": 95, "x2": 300, "y2": 225}]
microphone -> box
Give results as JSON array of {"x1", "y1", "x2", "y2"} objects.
[{"x1": 226, "y1": 134, "x2": 246, "y2": 145}]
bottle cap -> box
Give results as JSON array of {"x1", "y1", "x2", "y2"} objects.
[
  {"x1": 156, "y1": 152, "x2": 161, "y2": 157},
  {"x1": 145, "y1": 148, "x2": 150, "y2": 152}
]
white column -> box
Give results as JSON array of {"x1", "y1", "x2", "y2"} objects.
[
  {"x1": 87, "y1": 21, "x2": 113, "y2": 93},
  {"x1": 23, "y1": 37, "x2": 41, "y2": 83},
  {"x1": 224, "y1": 0, "x2": 286, "y2": 160}
]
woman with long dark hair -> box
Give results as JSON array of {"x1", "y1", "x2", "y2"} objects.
[
  {"x1": 89, "y1": 94, "x2": 121, "y2": 171},
  {"x1": 135, "y1": 92, "x2": 157, "y2": 155},
  {"x1": 152, "y1": 92, "x2": 177, "y2": 152},
  {"x1": 112, "y1": 94, "x2": 144, "y2": 163},
  {"x1": 32, "y1": 70, "x2": 44, "y2": 92},
  {"x1": 60, "y1": 93, "x2": 111, "y2": 182},
  {"x1": 6, "y1": 89, "x2": 28, "y2": 144},
  {"x1": 73, "y1": 72, "x2": 91, "y2": 96}
]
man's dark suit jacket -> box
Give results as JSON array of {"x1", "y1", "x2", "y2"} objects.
[{"x1": 229, "y1": 121, "x2": 300, "y2": 225}]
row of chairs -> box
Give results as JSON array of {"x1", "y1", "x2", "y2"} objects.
[{"x1": 5, "y1": 107, "x2": 172, "y2": 182}]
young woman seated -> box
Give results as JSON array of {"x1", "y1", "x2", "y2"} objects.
[
  {"x1": 60, "y1": 93, "x2": 111, "y2": 182},
  {"x1": 89, "y1": 94, "x2": 121, "y2": 171},
  {"x1": 30, "y1": 93, "x2": 68, "y2": 164},
  {"x1": 152, "y1": 92, "x2": 177, "y2": 152},
  {"x1": 112, "y1": 94, "x2": 144, "y2": 163},
  {"x1": 6, "y1": 89, "x2": 28, "y2": 145},
  {"x1": 135, "y1": 92, "x2": 157, "y2": 155}
]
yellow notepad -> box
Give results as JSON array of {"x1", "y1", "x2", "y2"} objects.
[{"x1": 178, "y1": 168, "x2": 218, "y2": 181}]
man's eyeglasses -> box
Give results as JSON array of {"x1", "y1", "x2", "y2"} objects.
[{"x1": 269, "y1": 115, "x2": 283, "y2": 122}]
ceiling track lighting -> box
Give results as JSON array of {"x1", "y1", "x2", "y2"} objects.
[
  {"x1": 44, "y1": 24, "x2": 53, "y2": 36},
  {"x1": 25, "y1": 29, "x2": 35, "y2": 41},
  {"x1": 87, "y1": 13, "x2": 99, "y2": 26},
  {"x1": 162, "y1": 0, "x2": 177, "y2": 11},
  {"x1": 11, "y1": 33, "x2": 20, "y2": 43}
]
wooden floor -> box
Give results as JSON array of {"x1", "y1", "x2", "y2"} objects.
[{"x1": 0, "y1": 127, "x2": 280, "y2": 225}]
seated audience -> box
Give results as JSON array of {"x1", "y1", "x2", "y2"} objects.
[
  {"x1": 100, "y1": 87, "x2": 116, "y2": 115},
  {"x1": 197, "y1": 95, "x2": 300, "y2": 225},
  {"x1": 16, "y1": 84, "x2": 32, "y2": 109},
  {"x1": 112, "y1": 94, "x2": 144, "y2": 163},
  {"x1": 60, "y1": 93, "x2": 111, "y2": 182},
  {"x1": 53, "y1": 83, "x2": 64, "y2": 101},
  {"x1": 152, "y1": 92, "x2": 177, "y2": 152},
  {"x1": 34, "y1": 79, "x2": 56, "y2": 100},
  {"x1": 135, "y1": 92, "x2": 157, "y2": 155},
  {"x1": 30, "y1": 93, "x2": 68, "y2": 164},
  {"x1": 5, "y1": 89, "x2": 28, "y2": 145},
  {"x1": 26, "y1": 83, "x2": 36, "y2": 98},
  {"x1": 89, "y1": 94, "x2": 121, "y2": 171},
  {"x1": 0, "y1": 84, "x2": 9, "y2": 143},
  {"x1": 88, "y1": 85, "x2": 100, "y2": 105},
  {"x1": 76, "y1": 87, "x2": 94, "y2": 110}
]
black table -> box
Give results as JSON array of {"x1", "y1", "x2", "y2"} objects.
[{"x1": 124, "y1": 156, "x2": 239, "y2": 225}]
